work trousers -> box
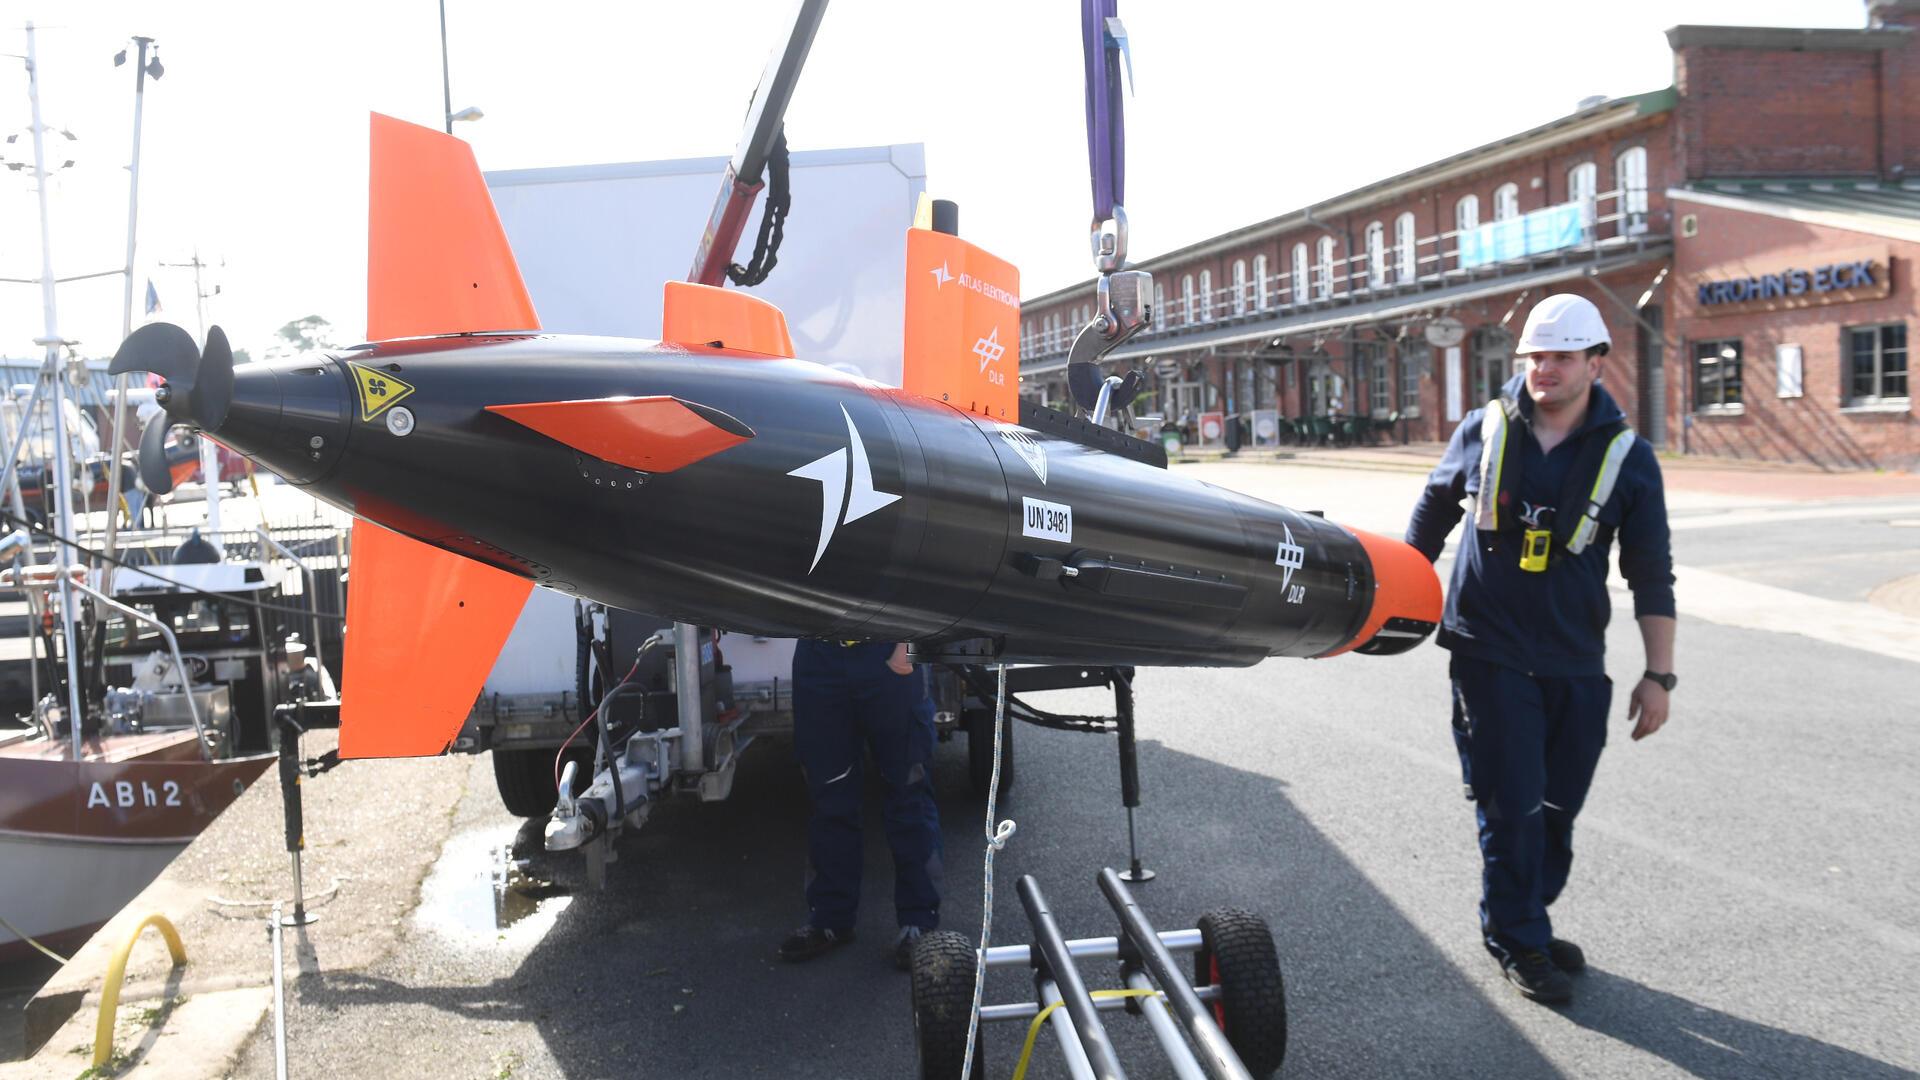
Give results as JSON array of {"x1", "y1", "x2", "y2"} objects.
[
  {"x1": 1449, "y1": 655, "x2": 1610, "y2": 960},
  {"x1": 792, "y1": 640, "x2": 942, "y2": 933}
]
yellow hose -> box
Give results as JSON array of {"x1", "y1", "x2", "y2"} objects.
[
  {"x1": 1010, "y1": 988, "x2": 1159, "y2": 1080},
  {"x1": 93, "y1": 913, "x2": 187, "y2": 1068}
]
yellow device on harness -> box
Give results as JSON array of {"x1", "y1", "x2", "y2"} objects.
[{"x1": 1520, "y1": 528, "x2": 1552, "y2": 572}]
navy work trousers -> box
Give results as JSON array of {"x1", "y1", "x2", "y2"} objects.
[
  {"x1": 1449, "y1": 655, "x2": 1610, "y2": 959},
  {"x1": 792, "y1": 639, "x2": 942, "y2": 933}
]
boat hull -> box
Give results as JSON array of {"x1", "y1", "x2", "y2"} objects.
[{"x1": 0, "y1": 731, "x2": 272, "y2": 957}]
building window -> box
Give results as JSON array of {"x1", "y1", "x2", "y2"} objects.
[
  {"x1": 1400, "y1": 346, "x2": 1426, "y2": 414},
  {"x1": 1365, "y1": 221, "x2": 1387, "y2": 288},
  {"x1": 1694, "y1": 339, "x2": 1743, "y2": 411},
  {"x1": 1568, "y1": 161, "x2": 1598, "y2": 227},
  {"x1": 1314, "y1": 237, "x2": 1335, "y2": 299},
  {"x1": 1232, "y1": 259, "x2": 1248, "y2": 317},
  {"x1": 1153, "y1": 283, "x2": 1165, "y2": 331},
  {"x1": 1368, "y1": 346, "x2": 1392, "y2": 415},
  {"x1": 1614, "y1": 147, "x2": 1648, "y2": 236},
  {"x1": 1847, "y1": 323, "x2": 1908, "y2": 404},
  {"x1": 1493, "y1": 183, "x2": 1519, "y2": 222},
  {"x1": 1290, "y1": 243, "x2": 1308, "y2": 304},
  {"x1": 1394, "y1": 212, "x2": 1416, "y2": 282},
  {"x1": 1455, "y1": 194, "x2": 1479, "y2": 233},
  {"x1": 1253, "y1": 254, "x2": 1269, "y2": 311},
  {"x1": 1199, "y1": 270, "x2": 1214, "y2": 322},
  {"x1": 1181, "y1": 275, "x2": 1195, "y2": 325}
]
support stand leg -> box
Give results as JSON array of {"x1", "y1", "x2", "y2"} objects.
[
  {"x1": 275, "y1": 705, "x2": 318, "y2": 927},
  {"x1": 1112, "y1": 668, "x2": 1154, "y2": 884}
]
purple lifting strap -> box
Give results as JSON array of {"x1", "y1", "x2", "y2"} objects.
[{"x1": 1081, "y1": 0, "x2": 1125, "y2": 224}]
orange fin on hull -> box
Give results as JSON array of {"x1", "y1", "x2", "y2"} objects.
[
  {"x1": 661, "y1": 281, "x2": 794, "y2": 357},
  {"x1": 487, "y1": 396, "x2": 754, "y2": 474}
]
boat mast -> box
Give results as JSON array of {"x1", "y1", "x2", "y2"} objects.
[
  {"x1": 101, "y1": 35, "x2": 156, "y2": 570},
  {"x1": 24, "y1": 22, "x2": 91, "y2": 757}
]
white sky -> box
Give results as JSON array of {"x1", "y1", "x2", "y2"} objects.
[{"x1": 0, "y1": 0, "x2": 1868, "y2": 360}]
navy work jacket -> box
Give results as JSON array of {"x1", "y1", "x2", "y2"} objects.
[{"x1": 1405, "y1": 374, "x2": 1675, "y2": 678}]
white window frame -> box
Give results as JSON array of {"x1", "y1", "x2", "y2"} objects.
[
  {"x1": 1394, "y1": 212, "x2": 1416, "y2": 282},
  {"x1": 1231, "y1": 259, "x2": 1248, "y2": 317},
  {"x1": 1567, "y1": 161, "x2": 1598, "y2": 227},
  {"x1": 1845, "y1": 322, "x2": 1909, "y2": 405},
  {"x1": 1400, "y1": 347, "x2": 1425, "y2": 415},
  {"x1": 1199, "y1": 269, "x2": 1214, "y2": 322},
  {"x1": 1493, "y1": 183, "x2": 1519, "y2": 222},
  {"x1": 1153, "y1": 282, "x2": 1165, "y2": 331},
  {"x1": 1290, "y1": 243, "x2": 1309, "y2": 305},
  {"x1": 1253, "y1": 254, "x2": 1270, "y2": 311},
  {"x1": 1365, "y1": 221, "x2": 1387, "y2": 289},
  {"x1": 1615, "y1": 147, "x2": 1648, "y2": 236},
  {"x1": 1314, "y1": 237, "x2": 1335, "y2": 300},
  {"x1": 1181, "y1": 274, "x2": 1195, "y2": 325},
  {"x1": 1369, "y1": 347, "x2": 1392, "y2": 416},
  {"x1": 1455, "y1": 194, "x2": 1479, "y2": 233}
]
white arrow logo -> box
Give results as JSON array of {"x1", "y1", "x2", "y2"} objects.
[
  {"x1": 789, "y1": 404, "x2": 901, "y2": 573},
  {"x1": 930, "y1": 262, "x2": 953, "y2": 288}
]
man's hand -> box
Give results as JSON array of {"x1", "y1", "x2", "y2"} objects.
[
  {"x1": 887, "y1": 642, "x2": 914, "y2": 676},
  {"x1": 1627, "y1": 678, "x2": 1668, "y2": 741}
]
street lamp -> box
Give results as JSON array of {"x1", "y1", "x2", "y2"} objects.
[{"x1": 448, "y1": 106, "x2": 484, "y2": 124}]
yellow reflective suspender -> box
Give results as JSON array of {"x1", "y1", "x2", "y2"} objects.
[
  {"x1": 1475, "y1": 398, "x2": 1636, "y2": 568},
  {"x1": 1565, "y1": 428, "x2": 1636, "y2": 554},
  {"x1": 1473, "y1": 402, "x2": 1510, "y2": 533}
]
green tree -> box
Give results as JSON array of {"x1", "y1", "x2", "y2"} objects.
[{"x1": 266, "y1": 315, "x2": 338, "y2": 360}]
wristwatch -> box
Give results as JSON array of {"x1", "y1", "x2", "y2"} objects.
[{"x1": 1642, "y1": 670, "x2": 1678, "y2": 691}]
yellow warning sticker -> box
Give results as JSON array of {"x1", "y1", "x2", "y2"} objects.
[{"x1": 348, "y1": 364, "x2": 416, "y2": 422}]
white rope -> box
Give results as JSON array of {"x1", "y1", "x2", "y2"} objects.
[{"x1": 961, "y1": 663, "x2": 1015, "y2": 1080}]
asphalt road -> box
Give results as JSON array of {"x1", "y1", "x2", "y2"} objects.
[{"x1": 201, "y1": 460, "x2": 1919, "y2": 1079}]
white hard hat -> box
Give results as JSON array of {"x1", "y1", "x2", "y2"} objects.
[{"x1": 1515, "y1": 294, "x2": 1610, "y2": 355}]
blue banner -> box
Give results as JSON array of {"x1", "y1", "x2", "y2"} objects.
[{"x1": 1458, "y1": 202, "x2": 1587, "y2": 270}]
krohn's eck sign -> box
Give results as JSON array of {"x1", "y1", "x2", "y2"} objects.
[{"x1": 1695, "y1": 250, "x2": 1892, "y2": 315}]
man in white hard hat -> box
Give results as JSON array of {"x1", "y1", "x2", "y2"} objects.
[{"x1": 1404, "y1": 293, "x2": 1676, "y2": 1005}]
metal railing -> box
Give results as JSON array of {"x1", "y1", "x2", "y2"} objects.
[{"x1": 1022, "y1": 187, "x2": 1655, "y2": 362}]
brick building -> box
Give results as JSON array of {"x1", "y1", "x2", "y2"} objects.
[{"x1": 1018, "y1": 1, "x2": 1919, "y2": 470}]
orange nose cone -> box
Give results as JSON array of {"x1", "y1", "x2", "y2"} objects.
[{"x1": 1317, "y1": 524, "x2": 1443, "y2": 658}]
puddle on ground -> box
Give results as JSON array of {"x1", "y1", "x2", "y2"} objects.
[{"x1": 413, "y1": 825, "x2": 572, "y2": 947}]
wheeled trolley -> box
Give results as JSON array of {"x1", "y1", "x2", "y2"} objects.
[{"x1": 911, "y1": 869, "x2": 1287, "y2": 1080}]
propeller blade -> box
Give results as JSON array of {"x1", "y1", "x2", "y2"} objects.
[
  {"x1": 138, "y1": 413, "x2": 175, "y2": 495},
  {"x1": 109, "y1": 323, "x2": 201, "y2": 417},
  {"x1": 193, "y1": 326, "x2": 235, "y2": 430}
]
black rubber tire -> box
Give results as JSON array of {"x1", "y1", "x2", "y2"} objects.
[
  {"x1": 491, "y1": 748, "x2": 560, "y2": 818},
  {"x1": 910, "y1": 929, "x2": 984, "y2": 1080},
  {"x1": 1193, "y1": 907, "x2": 1287, "y2": 1078},
  {"x1": 964, "y1": 708, "x2": 1015, "y2": 798}
]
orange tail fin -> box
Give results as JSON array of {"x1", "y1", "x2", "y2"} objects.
[
  {"x1": 367, "y1": 112, "x2": 539, "y2": 339},
  {"x1": 339, "y1": 114, "x2": 543, "y2": 759}
]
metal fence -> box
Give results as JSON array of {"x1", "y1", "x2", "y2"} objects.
[{"x1": 1024, "y1": 187, "x2": 1653, "y2": 361}]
